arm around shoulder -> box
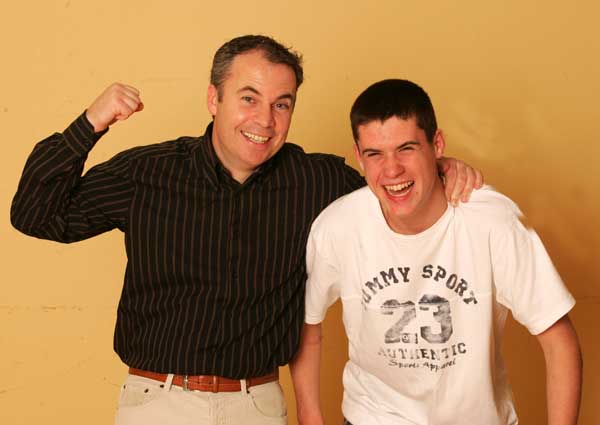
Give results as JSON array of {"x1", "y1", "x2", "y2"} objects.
[{"x1": 437, "y1": 156, "x2": 483, "y2": 205}]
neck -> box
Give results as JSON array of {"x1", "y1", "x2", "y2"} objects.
[
  {"x1": 210, "y1": 138, "x2": 253, "y2": 184},
  {"x1": 385, "y1": 183, "x2": 448, "y2": 235}
]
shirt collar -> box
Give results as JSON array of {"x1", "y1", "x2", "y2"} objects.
[
  {"x1": 194, "y1": 122, "x2": 220, "y2": 188},
  {"x1": 195, "y1": 121, "x2": 281, "y2": 188}
]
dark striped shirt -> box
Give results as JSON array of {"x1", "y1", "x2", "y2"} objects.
[{"x1": 11, "y1": 112, "x2": 365, "y2": 378}]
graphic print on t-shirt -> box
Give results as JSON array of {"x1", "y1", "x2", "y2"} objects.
[{"x1": 361, "y1": 263, "x2": 479, "y2": 373}]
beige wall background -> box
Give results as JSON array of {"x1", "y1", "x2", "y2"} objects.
[{"x1": 1, "y1": 1, "x2": 598, "y2": 423}]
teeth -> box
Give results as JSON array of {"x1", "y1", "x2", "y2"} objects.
[
  {"x1": 242, "y1": 131, "x2": 269, "y2": 144},
  {"x1": 385, "y1": 181, "x2": 414, "y2": 193}
]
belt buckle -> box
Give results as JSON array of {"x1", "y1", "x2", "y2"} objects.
[{"x1": 182, "y1": 375, "x2": 189, "y2": 391}]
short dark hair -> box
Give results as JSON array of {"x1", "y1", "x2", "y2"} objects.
[
  {"x1": 210, "y1": 35, "x2": 304, "y2": 98},
  {"x1": 350, "y1": 79, "x2": 437, "y2": 143}
]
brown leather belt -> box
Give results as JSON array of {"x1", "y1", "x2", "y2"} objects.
[{"x1": 128, "y1": 367, "x2": 278, "y2": 393}]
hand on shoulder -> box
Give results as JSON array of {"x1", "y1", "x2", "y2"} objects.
[{"x1": 438, "y1": 157, "x2": 484, "y2": 205}]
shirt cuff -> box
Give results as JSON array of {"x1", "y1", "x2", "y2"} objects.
[{"x1": 62, "y1": 110, "x2": 109, "y2": 156}]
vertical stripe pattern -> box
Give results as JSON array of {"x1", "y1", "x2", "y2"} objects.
[{"x1": 11, "y1": 112, "x2": 365, "y2": 378}]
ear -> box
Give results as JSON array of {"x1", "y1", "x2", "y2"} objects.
[
  {"x1": 432, "y1": 129, "x2": 446, "y2": 159},
  {"x1": 353, "y1": 142, "x2": 365, "y2": 172},
  {"x1": 207, "y1": 84, "x2": 218, "y2": 116}
]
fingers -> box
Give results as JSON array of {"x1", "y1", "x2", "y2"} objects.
[
  {"x1": 86, "y1": 82, "x2": 143, "y2": 133},
  {"x1": 440, "y1": 157, "x2": 484, "y2": 206},
  {"x1": 114, "y1": 91, "x2": 142, "y2": 121},
  {"x1": 122, "y1": 84, "x2": 140, "y2": 96},
  {"x1": 448, "y1": 160, "x2": 466, "y2": 206},
  {"x1": 458, "y1": 164, "x2": 485, "y2": 202},
  {"x1": 459, "y1": 164, "x2": 477, "y2": 203},
  {"x1": 113, "y1": 84, "x2": 143, "y2": 120},
  {"x1": 474, "y1": 168, "x2": 484, "y2": 189}
]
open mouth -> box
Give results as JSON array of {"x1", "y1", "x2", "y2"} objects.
[
  {"x1": 384, "y1": 181, "x2": 414, "y2": 196},
  {"x1": 242, "y1": 130, "x2": 270, "y2": 145}
]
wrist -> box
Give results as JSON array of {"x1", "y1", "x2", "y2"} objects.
[
  {"x1": 297, "y1": 408, "x2": 324, "y2": 425},
  {"x1": 84, "y1": 109, "x2": 109, "y2": 133}
]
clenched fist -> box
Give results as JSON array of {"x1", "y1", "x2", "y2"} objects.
[{"x1": 85, "y1": 83, "x2": 144, "y2": 133}]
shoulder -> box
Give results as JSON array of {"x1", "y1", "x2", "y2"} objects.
[
  {"x1": 311, "y1": 186, "x2": 373, "y2": 236},
  {"x1": 98, "y1": 136, "x2": 200, "y2": 170},
  {"x1": 87, "y1": 136, "x2": 201, "y2": 181},
  {"x1": 278, "y1": 143, "x2": 353, "y2": 171},
  {"x1": 455, "y1": 185, "x2": 523, "y2": 229},
  {"x1": 277, "y1": 143, "x2": 364, "y2": 191},
  {"x1": 114, "y1": 136, "x2": 199, "y2": 161}
]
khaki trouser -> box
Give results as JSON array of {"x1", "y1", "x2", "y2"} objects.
[{"x1": 115, "y1": 373, "x2": 287, "y2": 425}]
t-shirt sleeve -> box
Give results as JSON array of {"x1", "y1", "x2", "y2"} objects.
[
  {"x1": 305, "y1": 219, "x2": 341, "y2": 324},
  {"x1": 492, "y1": 216, "x2": 575, "y2": 335}
]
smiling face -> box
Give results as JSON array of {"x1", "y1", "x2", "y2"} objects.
[
  {"x1": 355, "y1": 115, "x2": 448, "y2": 234},
  {"x1": 207, "y1": 49, "x2": 297, "y2": 183}
]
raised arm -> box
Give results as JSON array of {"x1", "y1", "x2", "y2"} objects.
[
  {"x1": 536, "y1": 314, "x2": 583, "y2": 425},
  {"x1": 289, "y1": 323, "x2": 325, "y2": 425},
  {"x1": 85, "y1": 83, "x2": 143, "y2": 132},
  {"x1": 11, "y1": 83, "x2": 143, "y2": 242}
]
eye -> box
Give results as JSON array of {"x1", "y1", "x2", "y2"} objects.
[
  {"x1": 274, "y1": 102, "x2": 290, "y2": 111},
  {"x1": 366, "y1": 152, "x2": 381, "y2": 158},
  {"x1": 241, "y1": 96, "x2": 255, "y2": 103}
]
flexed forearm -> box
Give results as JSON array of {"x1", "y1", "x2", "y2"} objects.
[{"x1": 11, "y1": 83, "x2": 142, "y2": 242}]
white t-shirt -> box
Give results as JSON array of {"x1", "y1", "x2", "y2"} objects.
[{"x1": 305, "y1": 186, "x2": 575, "y2": 425}]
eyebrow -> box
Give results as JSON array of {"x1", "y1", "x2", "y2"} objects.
[
  {"x1": 238, "y1": 86, "x2": 261, "y2": 95},
  {"x1": 237, "y1": 86, "x2": 295, "y2": 102},
  {"x1": 360, "y1": 140, "x2": 419, "y2": 155}
]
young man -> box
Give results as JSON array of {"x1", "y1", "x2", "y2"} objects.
[
  {"x1": 291, "y1": 80, "x2": 582, "y2": 425},
  {"x1": 11, "y1": 36, "x2": 481, "y2": 424}
]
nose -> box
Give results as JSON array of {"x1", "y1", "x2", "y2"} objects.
[
  {"x1": 255, "y1": 104, "x2": 275, "y2": 128},
  {"x1": 383, "y1": 155, "x2": 404, "y2": 177}
]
